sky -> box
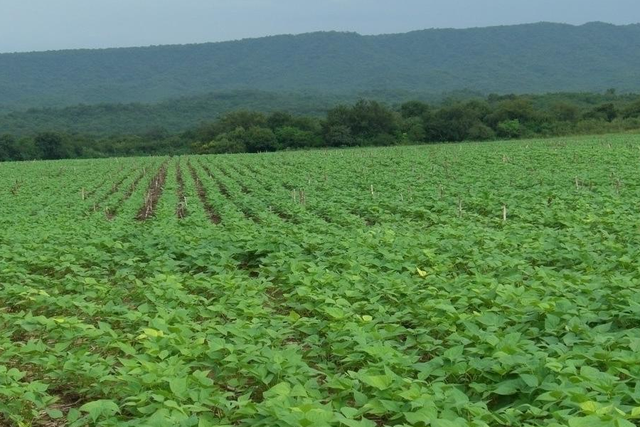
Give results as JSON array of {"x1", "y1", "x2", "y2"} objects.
[{"x1": 1, "y1": 0, "x2": 639, "y2": 53}]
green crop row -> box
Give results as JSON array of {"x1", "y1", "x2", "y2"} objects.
[{"x1": 2, "y1": 135, "x2": 640, "y2": 426}]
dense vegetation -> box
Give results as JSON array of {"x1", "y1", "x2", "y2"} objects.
[
  {"x1": 0, "y1": 89, "x2": 449, "y2": 137},
  {"x1": 2, "y1": 22, "x2": 640, "y2": 110},
  {"x1": 2, "y1": 91, "x2": 640, "y2": 161},
  {"x1": 3, "y1": 135, "x2": 640, "y2": 426}
]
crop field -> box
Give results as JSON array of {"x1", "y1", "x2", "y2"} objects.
[{"x1": 3, "y1": 134, "x2": 640, "y2": 427}]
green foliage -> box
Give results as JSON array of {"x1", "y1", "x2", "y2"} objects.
[
  {"x1": 325, "y1": 100, "x2": 399, "y2": 142},
  {"x1": 2, "y1": 136, "x2": 640, "y2": 426},
  {"x1": 496, "y1": 119, "x2": 522, "y2": 139},
  {"x1": 198, "y1": 136, "x2": 247, "y2": 154},
  {"x1": 585, "y1": 103, "x2": 619, "y2": 122},
  {"x1": 0, "y1": 134, "x2": 19, "y2": 161},
  {"x1": 34, "y1": 132, "x2": 66, "y2": 160},
  {"x1": 3, "y1": 92, "x2": 640, "y2": 161},
  {"x1": 3, "y1": 23, "x2": 640, "y2": 110},
  {"x1": 324, "y1": 125, "x2": 357, "y2": 147},
  {"x1": 276, "y1": 126, "x2": 321, "y2": 150},
  {"x1": 244, "y1": 126, "x2": 278, "y2": 153}
]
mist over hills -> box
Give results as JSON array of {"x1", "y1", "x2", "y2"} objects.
[{"x1": 1, "y1": 22, "x2": 639, "y2": 112}]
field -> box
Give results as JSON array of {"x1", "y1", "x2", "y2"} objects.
[{"x1": 2, "y1": 134, "x2": 640, "y2": 427}]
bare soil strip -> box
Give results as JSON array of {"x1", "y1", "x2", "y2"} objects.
[
  {"x1": 105, "y1": 169, "x2": 147, "y2": 220},
  {"x1": 199, "y1": 162, "x2": 231, "y2": 198},
  {"x1": 10, "y1": 180, "x2": 21, "y2": 196},
  {"x1": 219, "y1": 165, "x2": 250, "y2": 193},
  {"x1": 87, "y1": 165, "x2": 125, "y2": 198},
  {"x1": 176, "y1": 159, "x2": 188, "y2": 219},
  {"x1": 136, "y1": 162, "x2": 168, "y2": 221},
  {"x1": 186, "y1": 161, "x2": 221, "y2": 224},
  {"x1": 197, "y1": 160, "x2": 259, "y2": 223},
  {"x1": 231, "y1": 164, "x2": 275, "y2": 192},
  {"x1": 91, "y1": 170, "x2": 133, "y2": 212},
  {"x1": 85, "y1": 180, "x2": 107, "y2": 198}
]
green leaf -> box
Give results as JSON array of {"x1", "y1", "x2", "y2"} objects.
[
  {"x1": 67, "y1": 408, "x2": 80, "y2": 423},
  {"x1": 443, "y1": 345, "x2": 464, "y2": 360},
  {"x1": 340, "y1": 407, "x2": 359, "y2": 418},
  {"x1": 337, "y1": 415, "x2": 377, "y2": 427},
  {"x1": 545, "y1": 314, "x2": 560, "y2": 331},
  {"x1": 630, "y1": 406, "x2": 640, "y2": 418},
  {"x1": 404, "y1": 406, "x2": 438, "y2": 424},
  {"x1": 520, "y1": 374, "x2": 539, "y2": 388},
  {"x1": 432, "y1": 420, "x2": 461, "y2": 427},
  {"x1": 568, "y1": 416, "x2": 615, "y2": 427},
  {"x1": 263, "y1": 382, "x2": 291, "y2": 398},
  {"x1": 325, "y1": 307, "x2": 345, "y2": 319},
  {"x1": 79, "y1": 400, "x2": 119, "y2": 422},
  {"x1": 493, "y1": 379, "x2": 520, "y2": 395},
  {"x1": 46, "y1": 409, "x2": 64, "y2": 419},
  {"x1": 169, "y1": 377, "x2": 188, "y2": 397},
  {"x1": 360, "y1": 374, "x2": 393, "y2": 390}
]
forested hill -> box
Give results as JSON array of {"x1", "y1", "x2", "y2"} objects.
[{"x1": 2, "y1": 22, "x2": 640, "y2": 111}]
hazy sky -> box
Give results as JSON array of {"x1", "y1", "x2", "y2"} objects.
[{"x1": 1, "y1": 0, "x2": 639, "y2": 53}]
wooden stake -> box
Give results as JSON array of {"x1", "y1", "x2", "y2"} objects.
[{"x1": 502, "y1": 205, "x2": 507, "y2": 222}]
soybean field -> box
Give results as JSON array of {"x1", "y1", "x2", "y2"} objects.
[{"x1": 3, "y1": 135, "x2": 640, "y2": 427}]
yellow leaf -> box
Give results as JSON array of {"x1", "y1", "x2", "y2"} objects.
[
  {"x1": 580, "y1": 401, "x2": 599, "y2": 413},
  {"x1": 416, "y1": 267, "x2": 427, "y2": 278},
  {"x1": 142, "y1": 328, "x2": 164, "y2": 338}
]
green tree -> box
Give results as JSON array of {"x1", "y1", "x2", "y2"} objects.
[
  {"x1": 198, "y1": 136, "x2": 247, "y2": 154},
  {"x1": 399, "y1": 101, "x2": 430, "y2": 119},
  {"x1": 267, "y1": 112, "x2": 295, "y2": 130},
  {"x1": 324, "y1": 125, "x2": 356, "y2": 147},
  {"x1": 497, "y1": 119, "x2": 522, "y2": 139},
  {"x1": 325, "y1": 100, "x2": 398, "y2": 144},
  {"x1": 467, "y1": 123, "x2": 495, "y2": 141},
  {"x1": 428, "y1": 103, "x2": 486, "y2": 142},
  {"x1": 244, "y1": 127, "x2": 278, "y2": 152},
  {"x1": 34, "y1": 132, "x2": 67, "y2": 160},
  {"x1": 276, "y1": 127, "x2": 320, "y2": 150},
  {"x1": 551, "y1": 102, "x2": 579, "y2": 122},
  {"x1": 193, "y1": 111, "x2": 267, "y2": 142},
  {"x1": 622, "y1": 100, "x2": 640, "y2": 118},
  {"x1": 0, "y1": 134, "x2": 19, "y2": 161},
  {"x1": 584, "y1": 103, "x2": 618, "y2": 122}
]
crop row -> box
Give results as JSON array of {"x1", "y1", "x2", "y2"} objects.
[{"x1": 3, "y1": 135, "x2": 640, "y2": 426}]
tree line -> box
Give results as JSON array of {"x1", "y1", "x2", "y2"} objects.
[{"x1": 2, "y1": 93, "x2": 640, "y2": 161}]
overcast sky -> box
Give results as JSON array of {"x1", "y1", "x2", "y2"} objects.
[{"x1": 1, "y1": 0, "x2": 639, "y2": 53}]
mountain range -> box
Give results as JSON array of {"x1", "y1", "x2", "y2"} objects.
[{"x1": 1, "y1": 22, "x2": 639, "y2": 112}]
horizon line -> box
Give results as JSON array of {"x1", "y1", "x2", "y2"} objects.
[{"x1": 0, "y1": 20, "x2": 635, "y2": 55}]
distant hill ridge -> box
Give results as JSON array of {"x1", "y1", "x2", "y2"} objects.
[{"x1": 1, "y1": 22, "x2": 640, "y2": 110}]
